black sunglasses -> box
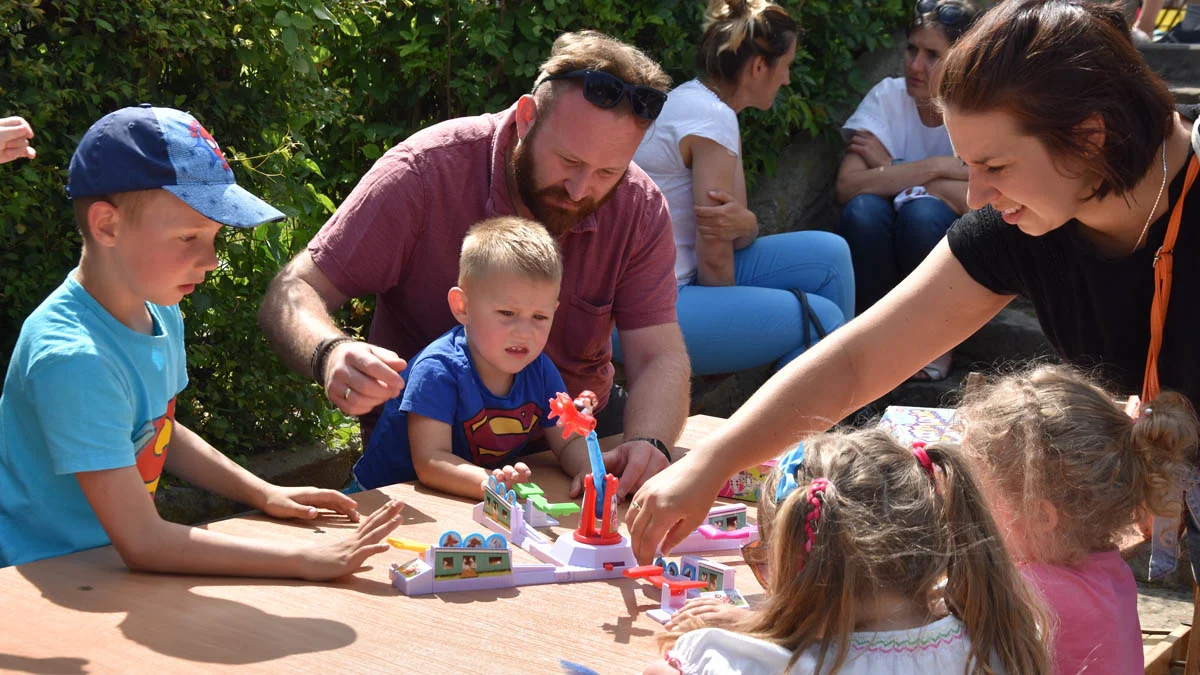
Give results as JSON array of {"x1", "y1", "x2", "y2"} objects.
[
  {"x1": 915, "y1": 0, "x2": 974, "y2": 33},
  {"x1": 536, "y1": 69, "x2": 668, "y2": 121}
]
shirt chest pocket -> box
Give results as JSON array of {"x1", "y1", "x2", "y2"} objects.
[{"x1": 564, "y1": 295, "x2": 614, "y2": 361}]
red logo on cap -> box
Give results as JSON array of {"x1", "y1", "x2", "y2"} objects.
[{"x1": 189, "y1": 120, "x2": 230, "y2": 171}]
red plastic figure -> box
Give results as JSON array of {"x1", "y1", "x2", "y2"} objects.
[{"x1": 547, "y1": 390, "x2": 598, "y2": 439}]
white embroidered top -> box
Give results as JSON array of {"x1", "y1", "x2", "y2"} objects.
[{"x1": 665, "y1": 615, "x2": 995, "y2": 674}]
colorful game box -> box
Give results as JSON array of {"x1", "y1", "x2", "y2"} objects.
[
  {"x1": 877, "y1": 406, "x2": 963, "y2": 445},
  {"x1": 718, "y1": 458, "x2": 778, "y2": 503},
  {"x1": 699, "y1": 589, "x2": 750, "y2": 608}
]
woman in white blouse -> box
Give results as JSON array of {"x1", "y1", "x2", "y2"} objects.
[
  {"x1": 835, "y1": 0, "x2": 981, "y2": 380},
  {"x1": 620, "y1": 0, "x2": 854, "y2": 376}
]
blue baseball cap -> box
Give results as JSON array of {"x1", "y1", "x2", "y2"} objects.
[{"x1": 67, "y1": 105, "x2": 285, "y2": 228}]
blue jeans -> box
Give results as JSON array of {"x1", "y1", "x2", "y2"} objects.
[
  {"x1": 613, "y1": 231, "x2": 854, "y2": 375},
  {"x1": 838, "y1": 194, "x2": 959, "y2": 311}
]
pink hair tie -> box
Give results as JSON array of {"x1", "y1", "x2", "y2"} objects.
[
  {"x1": 803, "y1": 478, "x2": 831, "y2": 554},
  {"x1": 912, "y1": 441, "x2": 935, "y2": 477}
]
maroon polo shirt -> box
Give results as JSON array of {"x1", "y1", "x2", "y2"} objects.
[{"x1": 309, "y1": 105, "x2": 677, "y2": 414}]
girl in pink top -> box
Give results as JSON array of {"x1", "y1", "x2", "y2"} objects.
[{"x1": 960, "y1": 365, "x2": 1198, "y2": 675}]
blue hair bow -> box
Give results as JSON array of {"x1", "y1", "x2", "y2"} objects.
[{"x1": 774, "y1": 443, "x2": 806, "y2": 503}]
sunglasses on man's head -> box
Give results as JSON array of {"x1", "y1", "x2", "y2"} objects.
[
  {"x1": 536, "y1": 69, "x2": 668, "y2": 121},
  {"x1": 915, "y1": 0, "x2": 974, "y2": 33}
]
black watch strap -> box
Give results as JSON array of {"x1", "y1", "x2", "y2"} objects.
[{"x1": 629, "y1": 436, "x2": 672, "y2": 463}]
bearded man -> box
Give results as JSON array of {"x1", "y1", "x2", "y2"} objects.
[{"x1": 259, "y1": 31, "x2": 689, "y2": 498}]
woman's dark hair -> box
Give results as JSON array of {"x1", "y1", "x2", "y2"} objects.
[
  {"x1": 695, "y1": 0, "x2": 800, "y2": 84},
  {"x1": 938, "y1": 0, "x2": 1175, "y2": 200},
  {"x1": 909, "y1": 0, "x2": 982, "y2": 44}
]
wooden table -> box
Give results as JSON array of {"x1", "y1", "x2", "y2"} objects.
[{"x1": 0, "y1": 415, "x2": 763, "y2": 674}]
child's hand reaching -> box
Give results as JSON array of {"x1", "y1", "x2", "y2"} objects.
[
  {"x1": 665, "y1": 596, "x2": 750, "y2": 632},
  {"x1": 0, "y1": 116, "x2": 35, "y2": 164},
  {"x1": 482, "y1": 462, "x2": 532, "y2": 493},
  {"x1": 296, "y1": 499, "x2": 405, "y2": 581},
  {"x1": 262, "y1": 485, "x2": 361, "y2": 522}
]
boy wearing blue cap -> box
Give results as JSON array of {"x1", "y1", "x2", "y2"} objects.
[{"x1": 0, "y1": 106, "x2": 404, "y2": 576}]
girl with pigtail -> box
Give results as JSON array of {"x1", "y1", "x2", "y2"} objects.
[
  {"x1": 959, "y1": 364, "x2": 1198, "y2": 675},
  {"x1": 643, "y1": 428, "x2": 1048, "y2": 674}
]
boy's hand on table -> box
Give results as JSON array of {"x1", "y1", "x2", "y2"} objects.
[
  {"x1": 297, "y1": 499, "x2": 405, "y2": 581},
  {"x1": 482, "y1": 462, "x2": 531, "y2": 493},
  {"x1": 263, "y1": 485, "x2": 361, "y2": 523}
]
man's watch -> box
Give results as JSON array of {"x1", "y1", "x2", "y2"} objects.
[{"x1": 628, "y1": 436, "x2": 672, "y2": 464}]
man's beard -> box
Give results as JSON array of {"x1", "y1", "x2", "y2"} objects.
[{"x1": 511, "y1": 126, "x2": 614, "y2": 236}]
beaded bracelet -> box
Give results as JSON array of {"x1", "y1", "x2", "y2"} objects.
[{"x1": 310, "y1": 335, "x2": 356, "y2": 385}]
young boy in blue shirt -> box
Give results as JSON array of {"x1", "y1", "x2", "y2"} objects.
[
  {"x1": 0, "y1": 105, "x2": 404, "y2": 576},
  {"x1": 354, "y1": 217, "x2": 597, "y2": 500}
]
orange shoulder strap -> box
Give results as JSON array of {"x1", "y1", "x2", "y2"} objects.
[{"x1": 1143, "y1": 154, "x2": 1200, "y2": 402}]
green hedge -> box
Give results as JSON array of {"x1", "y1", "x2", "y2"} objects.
[{"x1": 0, "y1": 0, "x2": 905, "y2": 455}]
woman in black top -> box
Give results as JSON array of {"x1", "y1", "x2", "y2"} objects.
[{"x1": 626, "y1": 0, "x2": 1200, "y2": 561}]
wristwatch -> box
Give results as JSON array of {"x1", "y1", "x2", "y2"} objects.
[{"x1": 628, "y1": 436, "x2": 672, "y2": 464}]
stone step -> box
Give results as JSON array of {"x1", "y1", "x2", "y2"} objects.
[
  {"x1": 679, "y1": 299, "x2": 1054, "y2": 421},
  {"x1": 1140, "y1": 42, "x2": 1200, "y2": 89},
  {"x1": 155, "y1": 439, "x2": 358, "y2": 525},
  {"x1": 1172, "y1": 86, "x2": 1200, "y2": 105}
]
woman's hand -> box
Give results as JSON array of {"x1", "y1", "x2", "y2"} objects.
[
  {"x1": 694, "y1": 190, "x2": 757, "y2": 242},
  {"x1": 846, "y1": 130, "x2": 892, "y2": 169},
  {"x1": 627, "y1": 454, "x2": 728, "y2": 563},
  {"x1": 0, "y1": 117, "x2": 35, "y2": 164}
]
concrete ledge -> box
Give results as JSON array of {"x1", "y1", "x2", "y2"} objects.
[
  {"x1": 1140, "y1": 42, "x2": 1200, "y2": 89},
  {"x1": 676, "y1": 299, "x2": 1055, "y2": 421},
  {"x1": 154, "y1": 438, "x2": 359, "y2": 525}
]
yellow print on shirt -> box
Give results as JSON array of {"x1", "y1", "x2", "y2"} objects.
[{"x1": 134, "y1": 397, "x2": 175, "y2": 496}]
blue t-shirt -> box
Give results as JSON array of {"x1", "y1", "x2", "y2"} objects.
[
  {"x1": 0, "y1": 272, "x2": 188, "y2": 566},
  {"x1": 355, "y1": 325, "x2": 567, "y2": 489}
]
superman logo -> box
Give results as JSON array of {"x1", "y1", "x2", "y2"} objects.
[
  {"x1": 462, "y1": 402, "x2": 541, "y2": 468},
  {"x1": 133, "y1": 397, "x2": 175, "y2": 496}
]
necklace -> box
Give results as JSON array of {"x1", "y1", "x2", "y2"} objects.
[{"x1": 1132, "y1": 141, "x2": 1168, "y2": 255}]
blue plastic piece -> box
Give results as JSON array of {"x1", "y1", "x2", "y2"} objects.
[{"x1": 585, "y1": 431, "x2": 607, "y2": 518}]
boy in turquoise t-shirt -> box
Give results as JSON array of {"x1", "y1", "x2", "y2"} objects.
[{"x1": 0, "y1": 105, "x2": 403, "y2": 576}]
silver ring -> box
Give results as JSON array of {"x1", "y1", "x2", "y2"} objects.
[
  {"x1": 630, "y1": 500, "x2": 642, "y2": 511},
  {"x1": 343, "y1": 386, "x2": 353, "y2": 400}
]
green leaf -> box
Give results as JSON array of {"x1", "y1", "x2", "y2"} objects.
[
  {"x1": 362, "y1": 144, "x2": 382, "y2": 160},
  {"x1": 191, "y1": 292, "x2": 212, "y2": 313},
  {"x1": 313, "y1": 3, "x2": 334, "y2": 21},
  {"x1": 273, "y1": 10, "x2": 292, "y2": 27},
  {"x1": 281, "y1": 27, "x2": 299, "y2": 54},
  {"x1": 94, "y1": 18, "x2": 115, "y2": 32},
  {"x1": 339, "y1": 17, "x2": 360, "y2": 37}
]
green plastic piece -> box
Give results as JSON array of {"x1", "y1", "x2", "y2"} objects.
[
  {"x1": 513, "y1": 482, "x2": 545, "y2": 499},
  {"x1": 530, "y1": 495, "x2": 581, "y2": 517}
]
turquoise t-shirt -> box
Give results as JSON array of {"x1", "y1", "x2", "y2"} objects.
[{"x1": 0, "y1": 271, "x2": 188, "y2": 566}]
